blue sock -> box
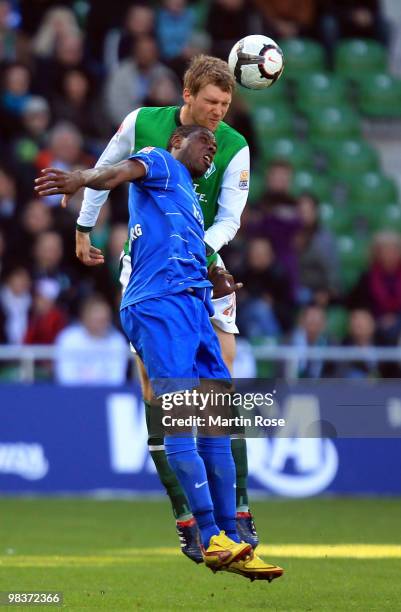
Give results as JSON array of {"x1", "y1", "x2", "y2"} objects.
[
  {"x1": 197, "y1": 437, "x2": 239, "y2": 543},
  {"x1": 164, "y1": 436, "x2": 219, "y2": 547}
]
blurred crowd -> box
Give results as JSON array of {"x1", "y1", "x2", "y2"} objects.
[{"x1": 0, "y1": 0, "x2": 400, "y2": 383}]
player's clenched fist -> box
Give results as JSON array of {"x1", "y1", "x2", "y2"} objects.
[{"x1": 208, "y1": 265, "x2": 243, "y2": 299}]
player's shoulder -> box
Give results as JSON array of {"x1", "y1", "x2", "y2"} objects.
[
  {"x1": 119, "y1": 106, "x2": 177, "y2": 133},
  {"x1": 136, "y1": 105, "x2": 178, "y2": 121},
  {"x1": 215, "y1": 121, "x2": 248, "y2": 150},
  {"x1": 135, "y1": 145, "x2": 173, "y2": 162},
  {"x1": 133, "y1": 146, "x2": 179, "y2": 179}
]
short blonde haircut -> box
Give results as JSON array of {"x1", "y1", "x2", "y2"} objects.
[
  {"x1": 370, "y1": 230, "x2": 401, "y2": 259},
  {"x1": 183, "y1": 54, "x2": 235, "y2": 96}
]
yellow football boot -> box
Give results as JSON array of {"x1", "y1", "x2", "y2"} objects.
[
  {"x1": 202, "y1": 531, "x2": 252, "y2": 571},
  {"x1": 224, "y1": 551, "x2": 284, "y2": 582}
]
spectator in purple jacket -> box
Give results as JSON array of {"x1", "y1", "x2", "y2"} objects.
[
  {"x1": 245, "y1": 160, "x2": 302, "y2": 300},
  {"x1": 347, "y1": 231, "x2": 401, "y2": 344}
]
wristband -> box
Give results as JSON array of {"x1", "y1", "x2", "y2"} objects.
[{"x1": 76, "y1": 224, "x2": 93, "y2": 233}]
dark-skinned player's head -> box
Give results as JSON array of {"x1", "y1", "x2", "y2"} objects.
[{"x1": 167, "y1": 125, "x2": 217, "y2": 179}]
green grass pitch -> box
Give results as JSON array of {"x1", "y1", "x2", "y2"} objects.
[{"x1": 1, "y1": 498, "x2": 401, "y2": 611}]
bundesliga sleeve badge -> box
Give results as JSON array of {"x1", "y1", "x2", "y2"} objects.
[{"x1": 239, "y1": 170, "x2": 249, "y2": 190}]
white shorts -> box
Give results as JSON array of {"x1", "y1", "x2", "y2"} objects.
[{"x1": 119, "y1": 251, "x2": 238, "y2": 356}]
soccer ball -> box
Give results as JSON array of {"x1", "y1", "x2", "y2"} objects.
[{"x1": 228, "y1": 35, "x2": 284, "y2": 90}]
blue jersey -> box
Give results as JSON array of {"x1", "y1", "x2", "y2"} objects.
[{"x1": 120, "y1": 147, "x2": 211, "y2": 310}]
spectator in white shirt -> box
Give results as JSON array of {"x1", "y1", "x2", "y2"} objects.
[
  {"x1": 0, "y1": 266, "x2": 32, "y2": 344},
  {"x1": 55, "y1": 295, "x2": 128, "y2": 385}
]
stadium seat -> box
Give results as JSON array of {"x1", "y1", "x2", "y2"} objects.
[
  {"x1": 295, "y1": 72, "x2": 347, "y2": 116},
  {"x1": 250, "y1": 337, "x2": 279, "y2": 378},
  {"x1": 192, "y1": 0, "x2": 210, "y2": 28},
  {"x1": 327, "y1": 140, "x2": 379, "y2": 183},
  {"x1": 236, "y1": 78, "x2": 288, "y2": 108},
  {"x1": 326, "y1": 307, "x2": 349, "y2": 342},
  {"x1": 320, "y1": 202, "x2": 354, "y2": 235},
  {"x1": 260, "y1": 137, "x2": 313, "y2": 169},
  {"x1": 279, "y1": 38, "x2": 326, "y2": 80},
  {"x1": 253, "y1": 105, "x2": 294, "y2": 140},
  {"x1": 248, "y1": 171, "x2": 264, "y2": 203},
  {"x1": 377, "y1": 204, "x2": 401, "y2": 232},
  {"x1": 335, "y1": 39, "x2": 387, "y2": 80},
  {"x1": 309, "y1": 105, "x2": 361, "y2": 152},
  {"x1": 336, "y1": 235, "x2": 369, "y2": 289},
  {"x1": 349, "y1": 171, "x2": 399, "y2": 208},
  {"x1": 291, "y1": 170, "x2": 332, "y2": 201},
  {"x1": 341, "y1": 264, "x2": 366, "y2": 291},
  {"x1": 348, "y1": 200, "x2": 388, "y2": 233},
  {"x1": 357, "y1": 73, "x2": 401, "y2": 118}
]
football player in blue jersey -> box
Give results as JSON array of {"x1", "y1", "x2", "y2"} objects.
[{"x1": 35, "y1": 125, "x2": 283, "y2": 582}]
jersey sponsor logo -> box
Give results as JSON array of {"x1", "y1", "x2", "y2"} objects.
[
  {"x1": 0, "y1": 443, "x2": 49, "y2": 480},
  {"x1": 204, "y1": 161, "x2": 216, "y2": 179},
  {"x1": 239, "y1": 170, "x2": 249, "y2": 190},
  {"x1": 107, "y1": 394, "x2": 151, "y2": 473},
  {"x1": 129, "y1": 224, "x2": 143, "y2": 251},
  {"x1": 192, "y1": 204, "x2": 204, "y2": 227},
  {"x1": 138, "y1": 146, "x2": 155, "y2": 154},
  {"x1": 130, "y1": 224, "x2": 142, "y2": 239},
  {"x1": 248, "y1": 395, "x2": 338, "y2": 496},
  {"x1": 193, "y1": 183, "x2": 207, "y2": 204}
]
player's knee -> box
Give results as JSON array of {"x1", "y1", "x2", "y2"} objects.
[
  {"x1": 147, "y1": 439, "x2": 180, "y2": 488},
  {"x1": 148, "y1": 437, "x2": 164, "y2": 450}
]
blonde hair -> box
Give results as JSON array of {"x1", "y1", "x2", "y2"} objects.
[
  {"x1": 183, "y1": 54, "x2": 235, "y2": 96},
  {"x1": 371, "y1": 230, "x2": 401, "y2": 258}
]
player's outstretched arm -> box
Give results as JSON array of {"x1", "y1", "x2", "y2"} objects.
[
  {"x1": 35, "y1": 159, "x2": 146, "y2": 267},
  {"x1": 35, "y1": 160, "x2": 146, "y2": 205}
]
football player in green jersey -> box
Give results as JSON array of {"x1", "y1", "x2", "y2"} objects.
[{"x1": 72, "y1": 55, "x2": 258, "y2": 563}]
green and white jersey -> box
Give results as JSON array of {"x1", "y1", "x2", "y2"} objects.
[{"x1": 78, "y1": 106, "x2": 249, "y2": 253}]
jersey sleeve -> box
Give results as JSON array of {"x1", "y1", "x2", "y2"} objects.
[
  {"x1": 77, "y1": 108, "x2": 140, "y2": 229},
  {"x1": 204, "y1": 145, "x2": 250, "y2": 253},
  {"x1": 129, "y1": 147, "x2": 176, "y2": 190}
]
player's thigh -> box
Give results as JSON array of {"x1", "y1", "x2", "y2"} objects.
[
  {"x1": 120, "y1": 294, "x2": 200, "y2": 395},
  {"x1": 196, "y1": 306, "x2": 231, "y2": 381},
  {"x1": 195, "y1": 308, "x2": 233, "y2": 435},
  {"x1": 213, "y1": 325, "x2": 236, "y2": 374}
]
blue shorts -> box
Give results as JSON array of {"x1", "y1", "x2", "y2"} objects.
[{"x1": 120, "y1": 291, "x2": 231, "y2": 397}]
